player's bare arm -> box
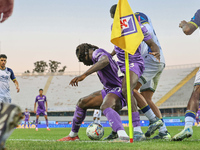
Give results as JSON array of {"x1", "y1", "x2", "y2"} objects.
[
  {"x1": 45, "y1": 101, "x2": 48, "y2": 112},
  {"x1": 34, "y1": 103, "x2": 36, "y2": 113},
  {"x1": 179, "y1": 20, "x2": 197, "y2": 35},
  {"x1": 13, "y1": 80, "x2": 20, "y2": 93},
  {"x1": 145, "y1": 38, "x2": 160, "y2": 62},
  {"x1": 110, "y1": 49, "x2": 116, "y2": 56},
  {"x1": 69, "y1": 55, "x2": 109, "y2": 87},
  {"x1": 0, "y1": 0, "x2": 14, "y2": 23}
]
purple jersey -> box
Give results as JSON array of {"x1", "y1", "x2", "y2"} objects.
[
  {"x1": 24, "y1": 111, "x2": 30, "y2": 119},
  {"x1": 35, "y1": 95, "x2": 46, "y2": 110},
  {"x1": 114, "y1": 23, "x2": 151, "y2": 77},
  {"x1": 189, "y1": 9, "x2": 200, "y2": 28},
  {"x1": 114, "y1": 22, "x2": 152, "y2": 63},
  {"x1": 92, "y1": 49, "x2": 123, "y2": 90}
]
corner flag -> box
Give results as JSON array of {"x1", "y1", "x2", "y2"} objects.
[
  {"x1": 110, "y1": 0, "x2": 144, "y2": 143},
  {"x1": 111, "y1": 0, "x2": 144, "y2": 55}
]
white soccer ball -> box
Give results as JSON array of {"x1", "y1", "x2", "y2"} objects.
[{"x1": 86, "y1": 123, "x2": 104, "y2": 140}]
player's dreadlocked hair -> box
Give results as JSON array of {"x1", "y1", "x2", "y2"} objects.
[
  {"x1": 110, "y1": 4, "x2": 117, "y2": 17},
  {"x1": 76, "y1": 43, "x2": 99, "y2": 62}
]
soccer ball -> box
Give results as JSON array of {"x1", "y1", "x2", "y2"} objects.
[{"x1": 86, "y1": 123, "x2": 104, "y2": 140}]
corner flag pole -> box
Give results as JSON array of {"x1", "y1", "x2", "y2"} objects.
[{"x1": 125, "y1": 51, "x2": 133, "y2": 143}]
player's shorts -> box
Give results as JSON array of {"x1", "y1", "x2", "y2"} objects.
[
  {"x1": 36, "y1": 109, "x2": 47, "y2": 116},
  {"x1": 117, "y1": 60, "x2": 144, "y2": 78},
  {"x1": 93, "y1": 110, "x2": 101, "y2": 118},
  {"x1": 194, "y1": 68, "x2": 200, "y2": 86},
  {"x1": 24, "y1": 118, "x2": 29, "y2": 121},
  {"x1": 138, "y1": 54, "x2": 165, "y2": 92},
  {"x1": 0, "y1": 96, "x2": 11, "y2": 103},
  {"x1": 101, "y1": 87, "x2": 127, "y2": 108}
]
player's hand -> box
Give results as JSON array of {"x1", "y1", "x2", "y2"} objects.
[
  {"x1": 46, "y1": 109, "x2": 48, "y2": 112},
  {"x1": 16, "y1": 87, "x2": 20, "y2": 93},
  {"x1": 0, "y1": 0, "x2": 14, "y2": 23},
  {"x1": 69, "y1": 74, "x2": 87, "y2": 86},
  {"x1": 179, "y1": 20, "x2": 187, "y2": 28},
  {"x1": 149, "y1": 52, "x2": 160, "y2": 62}
]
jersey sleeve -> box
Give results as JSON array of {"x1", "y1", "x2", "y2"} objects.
[
  {"x1": 140, "y1": 22, "x2": 152, "y2": 42},
  {"x1": 35, "y1": 97, "x2": 38, "y2": 103},
  {"x1": 8, "y1": 68, "x2": 16, "y2": 81},
  {"x1": 92, "y1": 49, "x2": 107, "y2": 63},
  {"x1": 189, "y1": 9, "x2": 200, "y2": 28}
]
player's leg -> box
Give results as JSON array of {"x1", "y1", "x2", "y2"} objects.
[
  {"x1": 141, "y1": 90, "x2": 170, "y2": 139},
  {"x1": 58, "y1": 90, "x2": 103, "y2": 141},
  {"x1": 93, "y1": 117, "x2": 97, "y2": 123},
  {"x1": 101, "y1": 92, "x2": 129, "y2": 142},
  {"x1": 35, "y1": 115, "x2": 39, "y2": 131},
  {"x1": 24, "y1": 121, "x2": 26, "y2": 129},
  {"x1": 0, "y1": 103, "x2": 23, "y2": 149},
  {"x1": 196, "y1": 113, "x2": 199, "y2": 126},
  {"x1": 44, "y1": 115, "x2": 50, "y2": 130},
  {"x1": 172, "y1": 69, "x2": 200, "y2": 141}
]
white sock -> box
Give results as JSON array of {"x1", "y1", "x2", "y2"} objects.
[
  {"x1": 97, "y1": 120, "x2": 100, "y2": 124},
  {"x1": 117, "y1": 130, "x2": 129, "y2": 138},
  {"x1": 185, "y1": 116, "x2": 195, "y2": 128},
  {"x1": 94, "y1": 119, "x2": 98, "y2": 124},
  {"x1": 69, "y1": 131, "x2": 78, "y2": 137},
  {"x1": 159, "y1": 123, "x2": 167, "y2": 133},
  {"x1": 144, "y1": 109, "x2": 156, "y2": 122},
  {"x1": 134, "y1": 126, "x2": 143, "y2": 133}
]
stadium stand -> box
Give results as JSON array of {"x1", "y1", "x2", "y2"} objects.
[{"x1": 10, "y1": 63, "x2": 200, "y2": 115}]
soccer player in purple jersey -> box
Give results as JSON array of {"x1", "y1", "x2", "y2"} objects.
[
  {"x1": 34, "y1": 89, "x2": 50, "y2": 131},
  {"x1": 24, "y1": 108, "x2": 30, "y2": 129},
  {"x1": 172, "y1": 9, "x2": 200, "y2": 141},
  {"x1": 58, "y1": 43, "x2": 138, "y2": 142},
  {"x1": 104, "y1": 4, "x2": 163, "y2": 141}
]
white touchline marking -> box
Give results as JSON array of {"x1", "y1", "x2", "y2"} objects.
[{"x1": 8, "y1": 139, "x2": 108, "y2": 142}]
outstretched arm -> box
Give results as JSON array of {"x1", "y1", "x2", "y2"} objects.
[
  {"x1": 69, "y1": 55, "x2": 109, "y2": 86},
  {"x1": 144, "y1": 38, "x2": 160, "y2": 62},
  {"x1": 179, "y1": 20, "x2": 197, "y2": 35}
]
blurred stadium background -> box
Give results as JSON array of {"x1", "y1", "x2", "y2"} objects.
[{"x1": 10, "y1": 63, "x2": 200, "y2": 126}]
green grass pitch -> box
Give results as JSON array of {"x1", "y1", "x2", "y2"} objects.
[{"x1": 6, "y1": 126, "x2": 200, "y2": 150}]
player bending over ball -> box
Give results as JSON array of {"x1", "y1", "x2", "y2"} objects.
[{"x1": 34, "y1": 89, "x2": 50, "y2": 131}]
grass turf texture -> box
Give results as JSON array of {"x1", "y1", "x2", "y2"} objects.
[{"x1": 7, "y1": 126, "x2": 200, "y2": 150}]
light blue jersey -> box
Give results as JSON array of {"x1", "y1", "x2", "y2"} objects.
[
  {"x1": 135, "y1": 12, "x2": 165, "y2": 64},
  {"x1": 0, "y1": 67, "x2": 16, "y2": 103}
]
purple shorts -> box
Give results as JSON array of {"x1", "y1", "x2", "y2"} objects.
[
  {"x1": 36, "y1": 109, "x2": 47, "y2": 116},
  {"x1": 101, "y1": 87, "x2": 127, "y2": 108},
  {"x1": 118, "y1": 61, "x2": 144, "y2": 78},
  {"x1": 24, "y1": 118, "x2": 29, "y2": 121}
]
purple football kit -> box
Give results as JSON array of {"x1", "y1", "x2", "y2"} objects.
[
  {"x1": 114, "y1": 22, "x2": 152, "y2": 78},
  {"x1": 189, "y1": 9, "x2": 200, "y2": 28},
  {"x1": 92, "y1": 49, "x2": 127, "y2": 108},
  {"x1": 35, "y1": 95, "x2": 47, "y2": 116},
  {"x1": 24, "y1": 111, "x2": 30, "y2": 121},
  {"x1": 24, "y1": 111, "x2": 30, "y2": 128},
  {"x1": 71, "y1": 49, "x2": 127, "y2": 135}
]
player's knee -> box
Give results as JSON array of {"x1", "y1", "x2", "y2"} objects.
[{"x1": 77, "y1": 98, "x2": 87, "y2": 109}]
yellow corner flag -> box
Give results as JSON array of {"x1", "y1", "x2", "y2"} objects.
[
  {"x1": 111, "y1": 0, "x2": 144, "y2": 55},
  {"x1": 110, "y1": 0, "x2": 144, "y2": 143}
]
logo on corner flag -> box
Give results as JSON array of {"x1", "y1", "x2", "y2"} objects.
[{"x1": 120, "y1": 14, "x2": 137, "y2": 36}]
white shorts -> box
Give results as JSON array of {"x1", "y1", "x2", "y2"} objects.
[
  {"x1": 93, "y1": 110, "x2": 101, "y2": 118},
  {"x1": 138, "y1": 54, "x2": 165, "y2": 92},
  {"x1": 0, "y1": 96, "x2": 11, "y2": 103},
  {"x1": 194, "y1": 68, "x2": 200, "y2": 86}
]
